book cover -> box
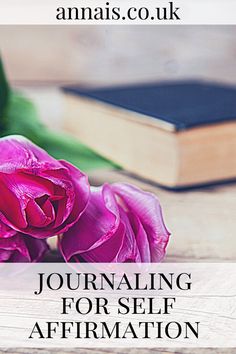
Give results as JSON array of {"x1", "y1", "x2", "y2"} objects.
[{"x1": 63, "y1": 81, "x2": 236, "y2": 131}]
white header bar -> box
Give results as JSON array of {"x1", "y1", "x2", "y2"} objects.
[{"x1": 0, "y1": 0, "x2": 235, "y2": 25}]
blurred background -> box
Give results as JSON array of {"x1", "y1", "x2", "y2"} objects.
[
  {"x1": 1, "y1": 25, "x2": 236, "y2": 86},
  {"x1": 1, "y1": 25, "x2": 236, "y2": 130}
]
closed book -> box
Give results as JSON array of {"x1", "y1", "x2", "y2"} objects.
[{"x1": 62, "y1": 81, "x2": 236, "y2": 188}]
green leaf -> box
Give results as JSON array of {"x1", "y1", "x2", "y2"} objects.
[
  {"x1": 0, "y1": 57, "x2": 10, "y2": 130},
  {"x1": 1, "y1": 92, "x2": 45, "y2": 143},
  {"x1": 3, "y1": 91, "x2": 118, "y2": 172},
  {"x1": 37, "y1": 130, "x2": 118, "y2": 171}
]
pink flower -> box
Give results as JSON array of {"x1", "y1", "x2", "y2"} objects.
[
  {"x1": 59, "y1": 183, "x2": 170, "y2": 263},
  {"x1": 0, "y1": 233, "x2": 49, "y2": 262},
  {"x1": 0, "y1": 136, "x2": 90, "y2": 239}
]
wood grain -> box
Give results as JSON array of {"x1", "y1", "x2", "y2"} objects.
[{"x1": 0, "y1": 348, "x2": 234, "y2": 354}]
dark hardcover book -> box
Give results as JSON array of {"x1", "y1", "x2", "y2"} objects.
[{"x1": 63, "y1": 81, "x2": 236, "y2": 188}]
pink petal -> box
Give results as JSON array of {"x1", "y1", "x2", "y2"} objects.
[
  {"x1": 60, "y1": 185, "x2": 146, "y2": 263},
  {"x1": 111, "y1": 183, "x2": 171, "y2": 262},
  {"x1": 0, "y1": 234, "x2": 49, "y2": 262},
  {"x1": 0, "y1": 175, "x2": 27, "y2": 229},
  {"x1": 57, "y1": 161, "x2": 90, "y2": 232},
  {"x1": 60, "y1": 183, "x2": 170, "y2": 263},
  {"x1": 0, "y1": 135, "x2": 64, "y2": 174},
  {"x1": 126, "y1": 210, "x2": 151, "y2": 262},
  {"x1": 0, "y1": 222, "x2": 17, "y2": 239},
  {"x1": 60, "y1": 184, "x2": 119, "y2": 261},
  {"x1": 0, "y1": 249, "x2": 13, "y2": 262},
  {"x1": 23, "y1": 235, "x2": 49, "y2": 262},
  {"x1": 0, "y1": 136, "x2": 90, "y2": 238},
  {"x1": 114, "y1": 207, "x2": 141, "y2": 263},
  {"x1": 0, "y1": 234, "x2": 30, "y2": 261},
  {"x1": 60, "y1": 185, "x2": 119, "y2": 260},
  {"x1": 25, "y1": 199, "x2": 54, "y2": 227},
  {"x1": 39, "y1": 168, "x2": 74, "y2": 225}
]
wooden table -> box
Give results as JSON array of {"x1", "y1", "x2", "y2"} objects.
[
  {"x1": 89, "y1": 169, "x2": 236, "y2": 263},
  {"x1": 0, "y1": 348, "x2": 234, "y2": 354},
  {"x1": 2, "y1": 87, "x2": 235, "y2": 354}
]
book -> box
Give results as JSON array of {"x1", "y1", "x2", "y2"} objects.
[{"x1": 62, "y1": 81, "x2": 236, "y2": 188}]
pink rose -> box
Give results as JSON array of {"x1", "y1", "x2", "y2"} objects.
[
  {"x1": 0, "y1": 136, "x2": 90, "y2": 238},
  {"x1": 0, "y1": 233, "x2": 48, "y2": 262},
  {"x1": 59, "y1": 183, "x2": 170, "y2": 263}
]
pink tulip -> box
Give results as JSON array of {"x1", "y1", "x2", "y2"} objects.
[
  {"x1": 0, "y1": 136, "x2": 90, "y2": 238},
  {"x1": 59, "y1": 183, "x2": 170, "y2": 263}
]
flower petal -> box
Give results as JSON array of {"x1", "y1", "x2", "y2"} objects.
[
  {"x1": 126, "y1": 210, "x2": 151, "y2": 262},
  {"x1": 23, "y1": 235, "x2": 49, "y2": 262},
  {"x1": 0, "y1": 234, "x2": 49, "y2": 262},
  {"x1": 112, "y1": 183, "x2": 170, "y2": 262},
  {"x1": 0, "y1": 135, "x2": 64, "y2": 174},
  {"x1": 60, "y1": 184, "x2": 119, "y2": 262},
  {"x1": 25, "y1": 199, "x2": 54, "y2": 227},
  {"x1": 0, "y1": 222, "x2": 16, "y2": 238},
  {"x1": 57, "y1": 160, "x2": 90, "y2": 232},
  {"x1": 0, "y1": 175, "x2": 27, "y2": 229},
  {"x1": 0, "y1": 234, "x2": 30, "y2": 261},
  {"x1": 0, "y1": 136, "x2": 90, "y2": 238},
  {"x1": 113, "y1": 207, "x2": 141, "y2": 263}
]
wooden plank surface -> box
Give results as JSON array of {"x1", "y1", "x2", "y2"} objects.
[{"x1": 0, "y1": 348, "x2": 234, "y2": 354}]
